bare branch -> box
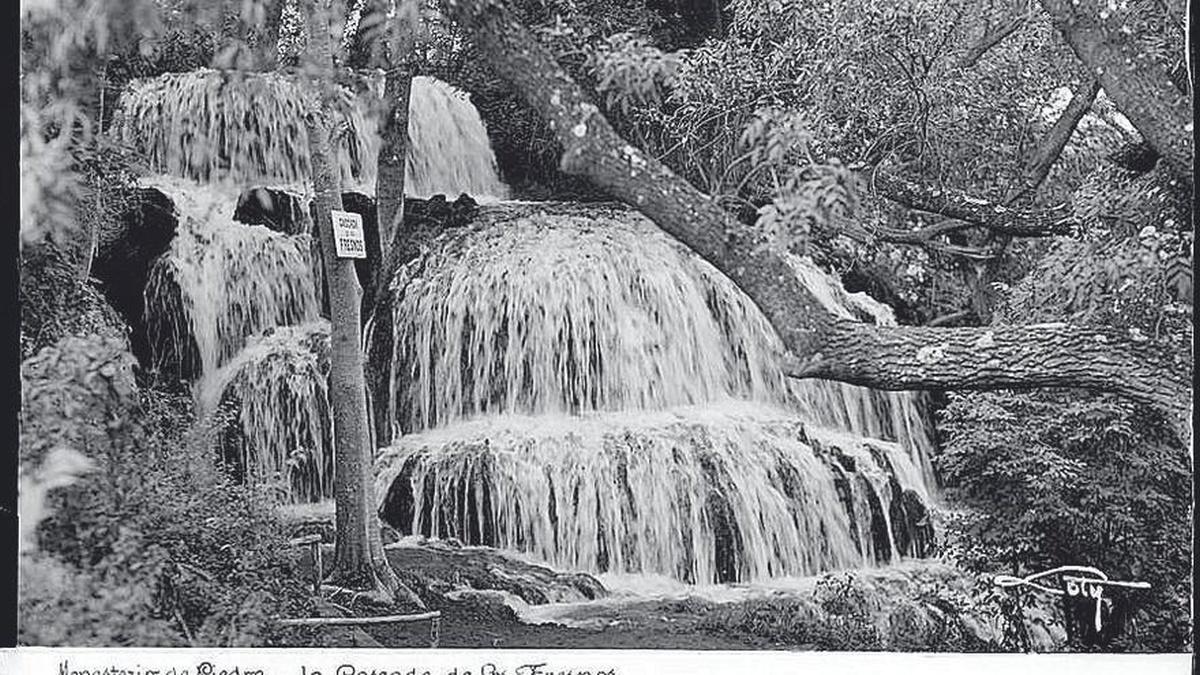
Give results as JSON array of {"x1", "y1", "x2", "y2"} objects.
[
  {"x1": 959, "y1": 14, "x2": 1027, "y2": 67},
  {"x1": 867, "y1": 172, "x2": 1079, "y2": 237}
]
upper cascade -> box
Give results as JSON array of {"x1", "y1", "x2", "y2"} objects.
[{"x1": 118, "y1": 70, "x2": 507, "y2": 199}]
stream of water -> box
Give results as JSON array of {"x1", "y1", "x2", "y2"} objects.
[{"x1": 124, "y1": 68, "x2": 937, "y2": 586}]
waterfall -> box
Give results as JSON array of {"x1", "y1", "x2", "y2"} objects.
[
  {"x1": 376, "y1": 203, "x2": 937, "y2": 583},
  {"x1": 141, "y1": 177, "x2": 321, "y2": 384},
  {"x1": 120, "y1": 69, "x2": 510, "y2": 498},
  {"x1": 197, "y1": 321, "x2": 333, "y2": 503},
  {"x1": 118, "y1": 69, "x2": 375, "y2": 187},
  {"x1": 118, "y1": 67, "x2": 938, "y2": 585},
  {"x1": 403, "y1": 76, "x2": 509, "y2": 200},
  {"x1": 119, "y1": 70, "x2": 507, "y2": 199}
]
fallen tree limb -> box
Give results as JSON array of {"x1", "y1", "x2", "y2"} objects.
[
  {"x1": 866, "y1": 172, "x2": 1079, "y2": 238},
  {"x1": 783, "y1": 321, "x2": 1192, "y2": 425}
]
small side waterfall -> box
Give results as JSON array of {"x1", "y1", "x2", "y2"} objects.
[
  {"x1": 403, "y1": 77, "x2": 509, "y2": 200},
  {"x1": 123, "y1": 69, "x2": 507, "y2": 383},
  {"x1": 143, "y1": 177, "x2": 321, "y2": 382},
  {"x1": 118, "y1": 69, "x2": 376, "y2": 187},
  {"x1": 117, "y1": 68, "x2": 512, "y2": 500},
  {"x1": 198, "y1": 321, "x2": 333, "y2": 502}
]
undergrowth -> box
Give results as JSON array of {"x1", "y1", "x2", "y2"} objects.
[{"x1": 19, "y1": 333, "x2": 317, "y2": 646}]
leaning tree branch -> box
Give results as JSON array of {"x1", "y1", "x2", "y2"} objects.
[
  {"x1": 969, "y1": 77, "x2": 1101, "y2": 320},
  {"x1": 851, "y1": 78, "x2": 1097, "y2": 256},
  {"x1": 1039, "y1": 0, "x2": 1193, "y2": 190},
  {"x1": 440, "y1": 0, "x2": 1193, "y2": 437}
]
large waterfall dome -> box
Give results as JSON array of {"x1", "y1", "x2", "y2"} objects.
[
  {"x1": 378, "y1": 203, "x2": 937, "y2": 582},
  {"x1": 390, "y1": 201, "x2": 792, "y2": 433}
]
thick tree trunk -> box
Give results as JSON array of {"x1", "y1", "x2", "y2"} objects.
[
  {"x1": 439, "y1": 0, "x2": 1192, "y2": 439},
  {"x1": 304, "y1": 0, "x2": 421, "y2": 607},
  {"x1": 783, "y1": 321, "x2": 1191, "y2": 424},
  {"x1": 1039, "y1": 0, "x2": 1193, "y2": 190}
]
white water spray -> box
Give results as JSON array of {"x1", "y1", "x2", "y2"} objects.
[
  {"x1": 377, "y1": 204, "x2": 937, "y2": 582},
  {"x1": 142, "y1": 177, "x2": 322, "y2": 383}
]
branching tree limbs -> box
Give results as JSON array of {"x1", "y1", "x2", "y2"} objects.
[
  {"x1": 859, "y1": 76, "x2": 1099, "y2": 264},
  {"x1": 439, "y1": 0, "x2": 1192, "y2": 438},
  {"x1": 967, "y1": 76, "x2": 1102, "y2": 319},
  {"x1": 1039, "y1": 0, "x2": 1193, "y2": 190},
  {"x1": 867, "y1": 173, "x2": 1079, "y2": 237},
  {"x1": 959, "y1": 10, "x2": 1029, "y2": 68}
]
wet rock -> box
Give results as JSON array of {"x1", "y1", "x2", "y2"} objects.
[
  {"x1": 892, "y1": 488, "x2": 934, "y2": 558},
  {"x1": 385, "y1": 538, "x2": 607, "y2": 607},
  {"x1": 234, "y1": 187, "x2": 310, "y2": 235},
  {"x1": 380, "y1": 450, "x2": 498, "y2": 548},
  {"x1": 91, "y1": 188, "x2": 178, "y2": 368}
]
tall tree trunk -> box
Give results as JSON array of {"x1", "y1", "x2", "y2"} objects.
[
  {"x1": 438, "y1": 0, "x2": 1192, "y2": 442},
  {"x1": 303, "y1": 0, "x2": 421, "y2": 607},
  {"x1": 365, "y1": 2, "x2": 417, "y2": 448}
]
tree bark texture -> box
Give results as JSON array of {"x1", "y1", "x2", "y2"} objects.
[
  {"x1": 868, "y1": 172, "x2": 1079, "y2": 238},
  {"x1": 1039, "y1": 0, "x2": 1193, "y2": 190},
  {"x1": 783, "y1": 321, "x2": 1191, "y2": 424},
  {"x1": 303, "y1": 0, "x2": 421, "y2": 606},
  {"x1": 439, "y1": 0, "x2": 1192, "y2": 437},
  {"x1": 365, "y1": 8, "x2": 417, "y2": 448}
]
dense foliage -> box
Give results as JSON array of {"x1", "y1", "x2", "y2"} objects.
[
  {"x1": 936, "y1": 150, "x2": 1193, "y2": 651},
  {"x1": 19, "y1": 332, "x2": 316, "y2": 646},
  {"x1": 19, "y1": 0, "x2": 1192, "y2": 652},
  {"x1": 700, "y1": 564, "x2": 1063, "y2": 651}
]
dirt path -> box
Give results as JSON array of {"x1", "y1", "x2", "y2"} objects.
[{"x1": 365, "y1": 598, "x2": 770, "y2": 650}]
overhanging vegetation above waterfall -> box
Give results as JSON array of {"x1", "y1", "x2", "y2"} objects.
[{"x1": 117, "y1": 68, "x2": 376, "y2": 186}]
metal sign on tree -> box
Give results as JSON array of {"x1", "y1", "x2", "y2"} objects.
[{"x1": 332, "y1": 210, "x2": 367, "y2": 259}]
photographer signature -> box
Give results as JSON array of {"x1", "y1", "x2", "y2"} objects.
[{"x1": 993, "y1": 565, "x2": 1150, "y2": 632}]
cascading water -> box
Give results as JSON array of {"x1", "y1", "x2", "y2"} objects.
[
  {"x1": 198, "y1": 321, "x2": 334, "y2": 502},
  {"x1": 120, "y1": 68, "x2": 509, "y2": 492},
  {"x1": 143, "y1": 176, "x2": 322, "y2": 383},
  {"x1": 118, "y1": 65, "x2": 939, "y2": 586},
  {"x1": 375, "y1": 203, "x2": 937, "y2": 583},
  {"x1": 401, "y1": 76, "x2": 509, "y2": 200}
]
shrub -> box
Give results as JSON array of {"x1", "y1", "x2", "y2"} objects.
[
  {"x1": 698, "y1": 565, "x2": 1022, "y2": 651},
  {"x1": 19, "y1": 334, "x2": 316, "y2": 646},
  {"x1": 19, "y1": 244, "x2": 127, "y2": 360},
  {"x1": 937, "y1": 390, "x2": 1192, "y2": 651}
]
